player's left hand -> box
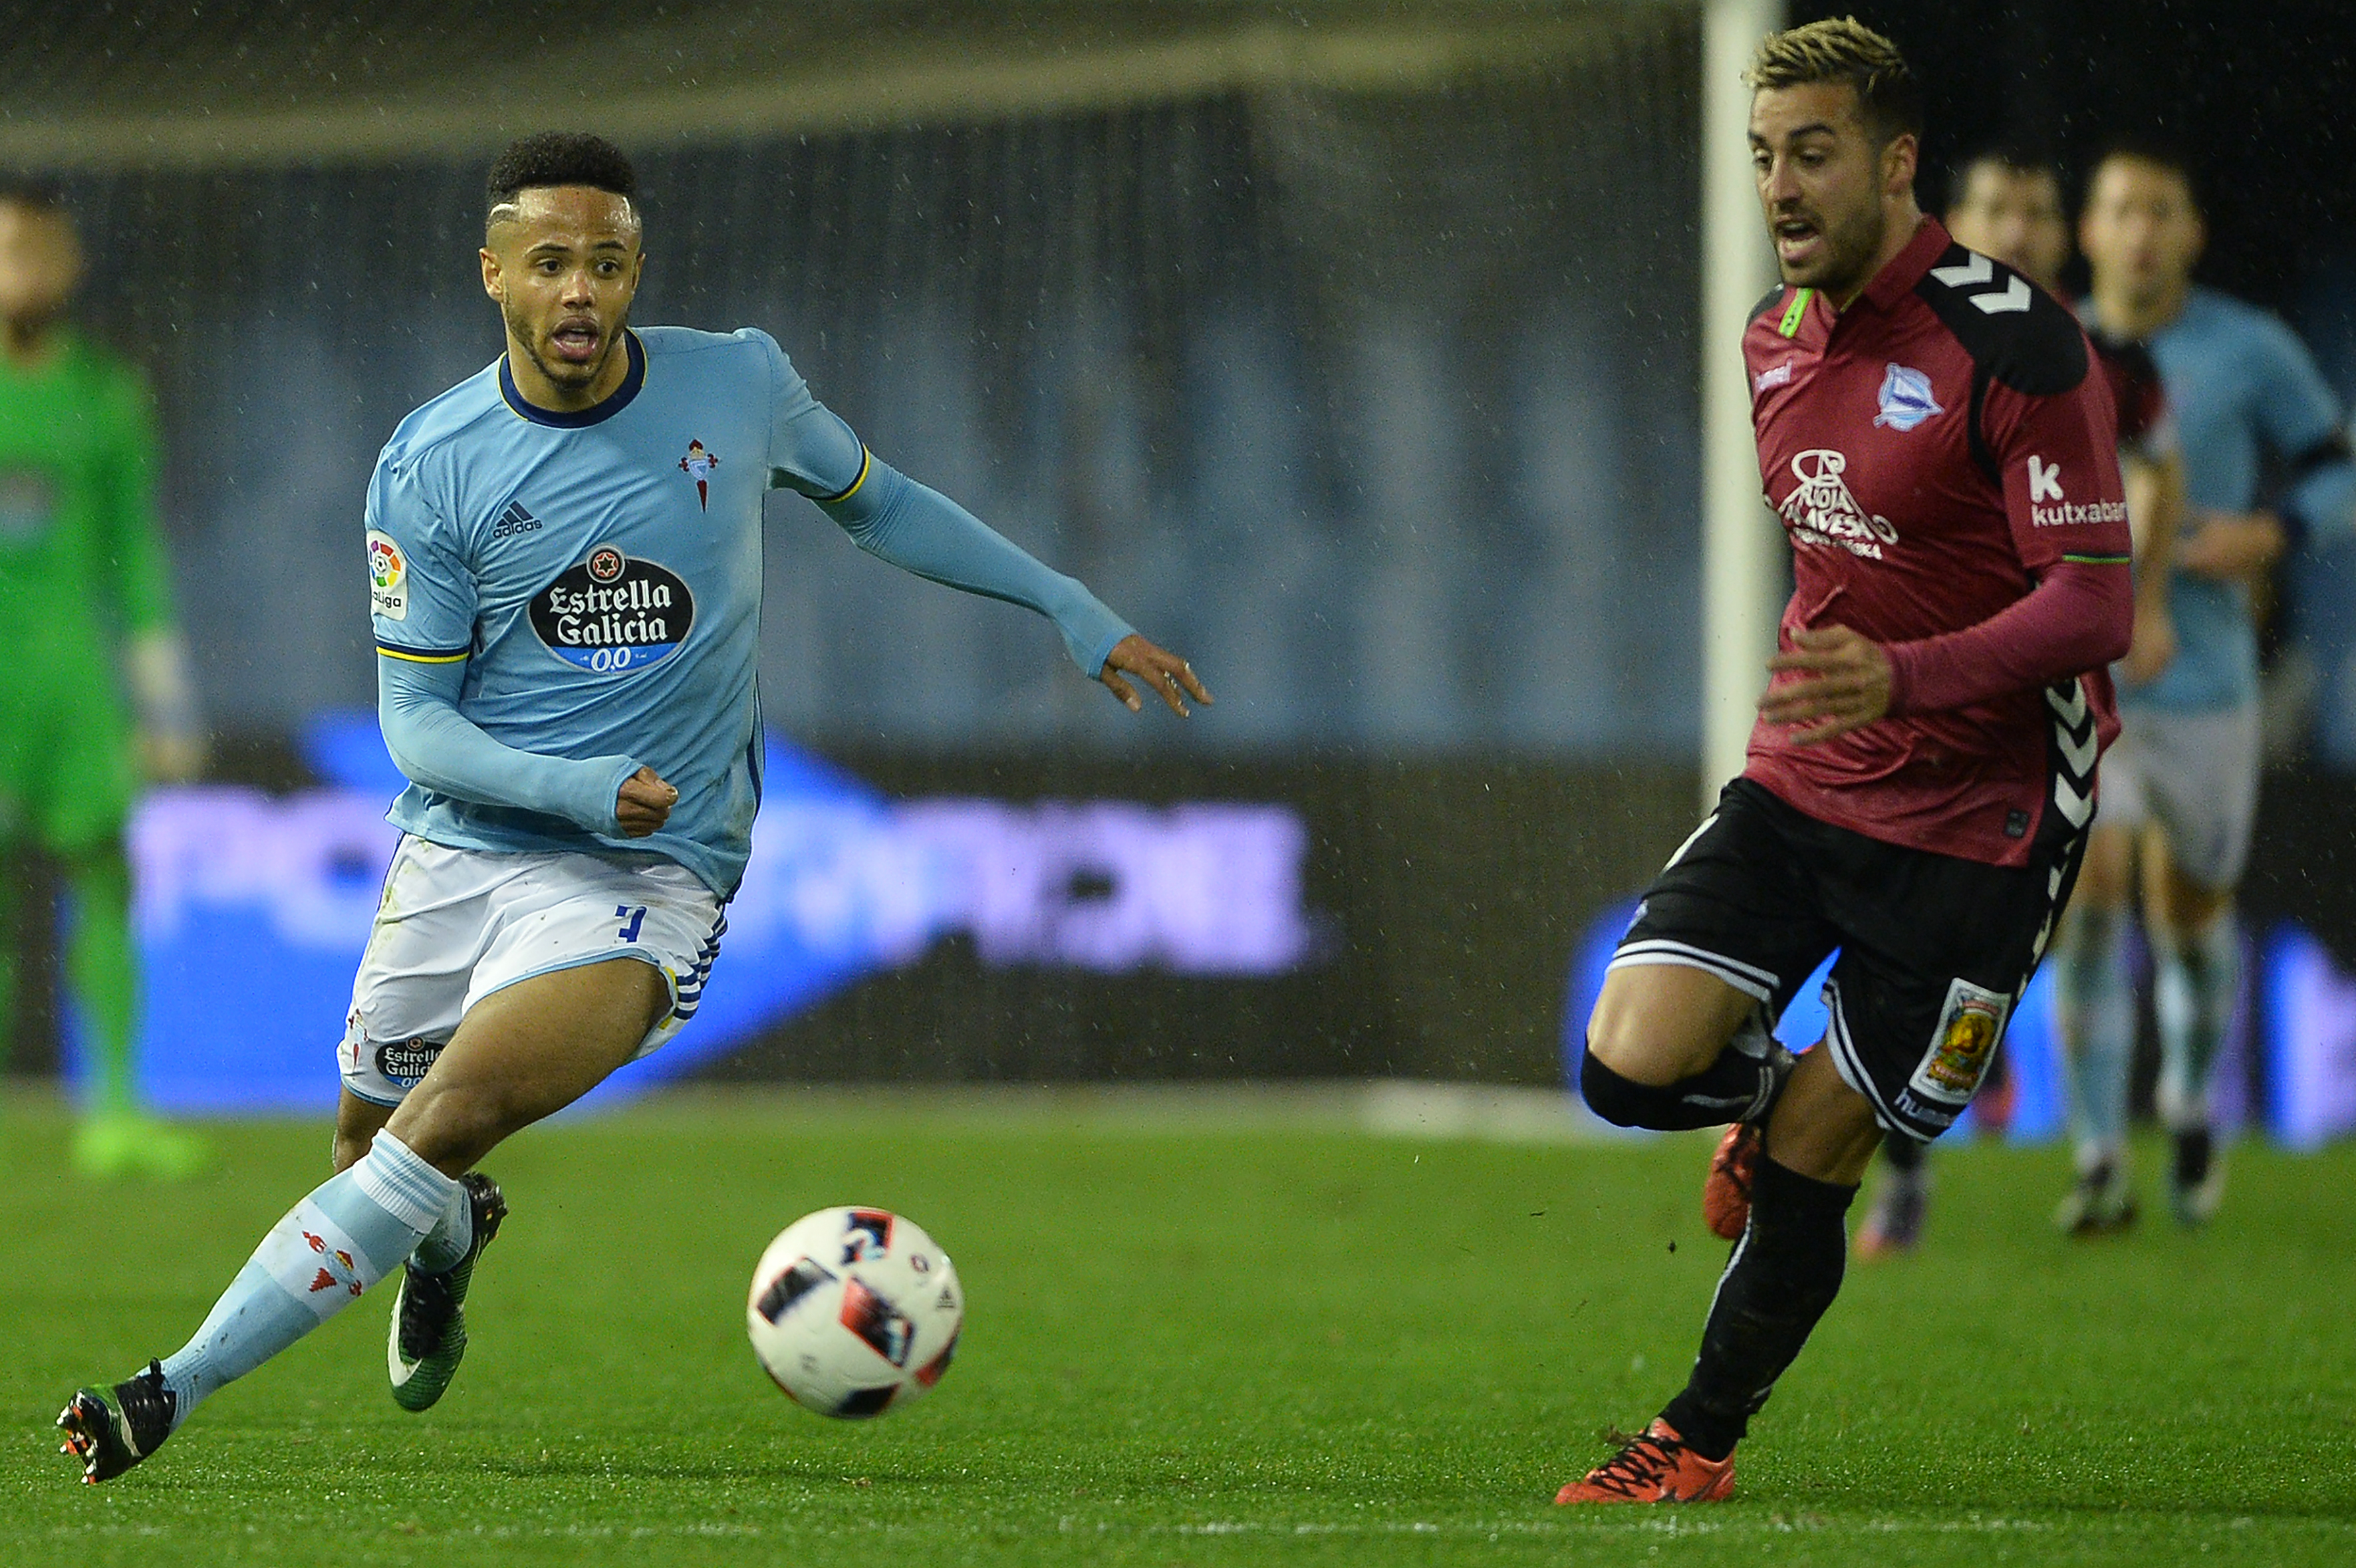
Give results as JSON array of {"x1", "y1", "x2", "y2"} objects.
[
  {"x1": 1759, "y1": 624, "x2": 1892, "y2": 745},
  {"x1": 1098, "y1": 634, "x2": 1212, "y2": 718},
  {"x1": 2176, "y1": 509, "x2": 2286, "y2": 580}
]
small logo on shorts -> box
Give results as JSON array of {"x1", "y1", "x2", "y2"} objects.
[
  {"x1": 2005, "y1": 808, "x2": 2029, "y2": 839},
  {"x1": 374, "y1": 1037, "x2": 443, "y2": 1086},
  {"x1": 1907, "y1": 980, "x2": 2011, "y2": 1106}
]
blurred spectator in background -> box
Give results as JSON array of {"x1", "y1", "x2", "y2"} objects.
[
  {"x1": 0, "y1": 180, "x2": 207, "y2": 1178},
  {"x1": 2068, "y1": 142, "x2": 2356, "y2": 1230}
]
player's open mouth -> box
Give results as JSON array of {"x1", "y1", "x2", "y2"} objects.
[
  {"x1": 550, "y1": 321, "x2": 601, "y2": 363},
  {"x1": 1774, "y1": 219, "x2": 1821, "y2": 267}
]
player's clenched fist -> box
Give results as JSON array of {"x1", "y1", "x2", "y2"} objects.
[
  {"x1": 615, "y1": 766, "x2": 679, "y2": 837},
  {"x1": 1758, "y1": 624, "x2": 1893, "y2": 745},
  {"x1": 1098, "y1": 633, "x2": 1213, "y2": 718}
]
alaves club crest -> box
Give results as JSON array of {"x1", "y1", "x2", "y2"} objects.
[
  {"x1": 1873, "y1": 362, "x2": 1943, "y2": 432},
  {"x1": 678, "y1": 440, "x2": 719, "y2": 509}
]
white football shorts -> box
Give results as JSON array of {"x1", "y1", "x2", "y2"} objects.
[
  {"x1": 2098, "y1": 701, "x2": 2260, "y2": 892},
  {"x1": 340, "y1": 835, "x2": 725, "y2": 1107}
]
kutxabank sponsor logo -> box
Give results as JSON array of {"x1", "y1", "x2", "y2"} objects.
[
  {"x1": 2024, "y1": 455, "x2": 2126, "y2": 527},
  {"x1": 529, "y1": 545, "x2": 695, "y2": 674},
  {"x1": 2031, "y1": 497, "x2": 2129, "y2": 528},
  {"x1": 1778, "y1": 449, "x2": 1898, "y2": 559}
]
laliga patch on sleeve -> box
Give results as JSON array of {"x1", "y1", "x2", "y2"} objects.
[
  {"x1": 1906, "y1": 978, "x2": 2012, "y2": 1106},
  {"x1": 368, "y1": 529, "x2": 408, "y2": 622}
]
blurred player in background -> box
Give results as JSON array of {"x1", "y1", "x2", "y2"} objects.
[
  {"x1": 2060, "y1": 143, "x2": 2356, "y2": 1230},
  {"x1": 0, "y1": 182, "x2": 206, "y2": 1180},
  {"x1": 1561, "y1": 21, "x2": 2131, "y2": 1503},
  {"x1": 55, "y1": 132, "x2": 1206, "y2": 1484},
  {"x1": 1855, "y1": 146, "x2": 2182, "y2": 1255}
]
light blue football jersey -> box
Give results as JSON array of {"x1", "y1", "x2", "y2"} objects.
[
  {"x1": 365, "y1": 326, "x2": 871, "y2": 894},
  {"x1": 2093, "y1": 288, "x2": 2356, "y2": 713}
]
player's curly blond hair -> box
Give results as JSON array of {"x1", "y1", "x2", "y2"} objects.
[{"x1": 1744, "y1": 17, "x2": 1922, "y2": 148}]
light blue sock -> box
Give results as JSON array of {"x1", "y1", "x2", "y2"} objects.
[
  {"x1": 413, "y1": 1186, "x2": 475, "y2": 1275},
  {"x1": 2053, "y1": 905, "x2": 2132, "y2": 1170},
  {"x1": 156, "y1": 1130, "x2": 456, "y2": 1430},
  {"x1": 2155, "y1": 916, "x2": 2238, "y2": 1132}
]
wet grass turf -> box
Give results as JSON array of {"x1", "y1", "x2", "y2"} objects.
[{"x1": 3, "y1": 1091, "x2": 2351, "y2": 1566}]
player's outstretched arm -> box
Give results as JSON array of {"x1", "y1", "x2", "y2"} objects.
[
  {"x1": 378, "y1": 654, "x2": 674, "y2": 836},
  {"x1": 817, "y1": 454, "x2": 1209, "y2": 716}
]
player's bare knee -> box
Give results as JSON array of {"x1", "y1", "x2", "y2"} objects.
[
  {"x1": 388, "y1": 1082, "x2": 518, "y2": 1176},
  {"x1": 1587, "y1": 969, "x2": 1748, "y2": 1085}
]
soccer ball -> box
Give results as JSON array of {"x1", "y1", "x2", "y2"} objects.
[{"x1": 746, "y1": 1207, "x2": 963, "y2": 1418}]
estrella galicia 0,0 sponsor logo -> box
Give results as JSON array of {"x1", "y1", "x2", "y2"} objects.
[
  {"x1": 374, "y1": 1037, "x2": 442, "y2": 1085},
  {"x1": 530, "y1": 545, "x2": 696, "y2": 674}
]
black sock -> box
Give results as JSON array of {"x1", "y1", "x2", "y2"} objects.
[
  {"x1": 1660, "y1": 1155, "x2": 1857, "y2": 1461},
  {"x1": 1881, "y1": 1133, "x2": 1926, "y2": 1175},
  {"x1": 1580, "y1": 1046, "x2": 1778, "y2": 1132}
]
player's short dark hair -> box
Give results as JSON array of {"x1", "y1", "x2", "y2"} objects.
[
  {"x1": 0, "y1": 176, "x2": 69, "y2": 217},
  {"x1": 485, "y1": 133, "x2": 638, "y2": 224},
  {"x1": 1948, "y1": 143, "x2": 2065, "y2": 210},
  {"x1": 1744, "y1": 16, "x2": 1923, "y2": 150},
  {"x1": 2087, "y1": 135, "x2": 2202, "y2": 213}
]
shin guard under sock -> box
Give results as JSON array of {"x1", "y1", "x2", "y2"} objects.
[
  {"x1": 2053, "y1": 905, "x2": 2132, "y2": 1167},
  {"x1": 1660, "y1": 1155, "x2": 1857, "y2": 1460},
  {"x1": 2154, "y1": 916, "x2": 2238, "y2": 1130},
  {"x1": 156, "y1": 1130, "x2": 454, "y2": 1427}
]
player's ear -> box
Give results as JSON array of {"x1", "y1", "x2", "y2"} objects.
[
  {"x1": 479, "y1": 245, "x2": 503, "y2": 303},
  {"x1": 1883, "y1": 132, "x2": 1918, "y2": 200}
]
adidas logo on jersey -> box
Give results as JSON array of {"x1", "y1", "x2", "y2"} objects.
[{"x1": 491, "y1": 501, "x2": 544, "y2": 539}]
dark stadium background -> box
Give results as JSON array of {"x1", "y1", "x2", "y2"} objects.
[{"x1": 2, "y1": 0, "x2": 2352, "y2": 1106}]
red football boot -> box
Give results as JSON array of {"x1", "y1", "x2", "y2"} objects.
[
  {"x1": 1555, "y1": 1418, "x2": 1736, "y2": 1504},
  {"x1": 1702, "y1": 1122, "x2": 1762, "y2": 1241}
]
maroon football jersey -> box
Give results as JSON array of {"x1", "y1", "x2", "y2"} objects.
[{"x1": 1742, "y1": 217, "x2": 2133, "y2": 867}]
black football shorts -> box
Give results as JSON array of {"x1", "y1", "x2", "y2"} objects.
[{"x1": 1611, "y1": 775, "x2": 2089, "y2": 1142}]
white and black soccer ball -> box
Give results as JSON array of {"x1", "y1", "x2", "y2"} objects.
[{"x1": 746, "y1": 1207, "x2": 962, "y2": 1418}]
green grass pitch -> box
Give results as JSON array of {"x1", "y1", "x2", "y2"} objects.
[{"x1": 3, "y1": 1089, "x2": 2352, "y2": 1566}]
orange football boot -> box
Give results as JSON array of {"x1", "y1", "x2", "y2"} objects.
[
  {"x1": 1702, "y1": 1122, "x2": 1762, "y2": 1241},
  {"x1": 1555, "y1": 1418, "x2": 1736, "y2": 1504}
]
